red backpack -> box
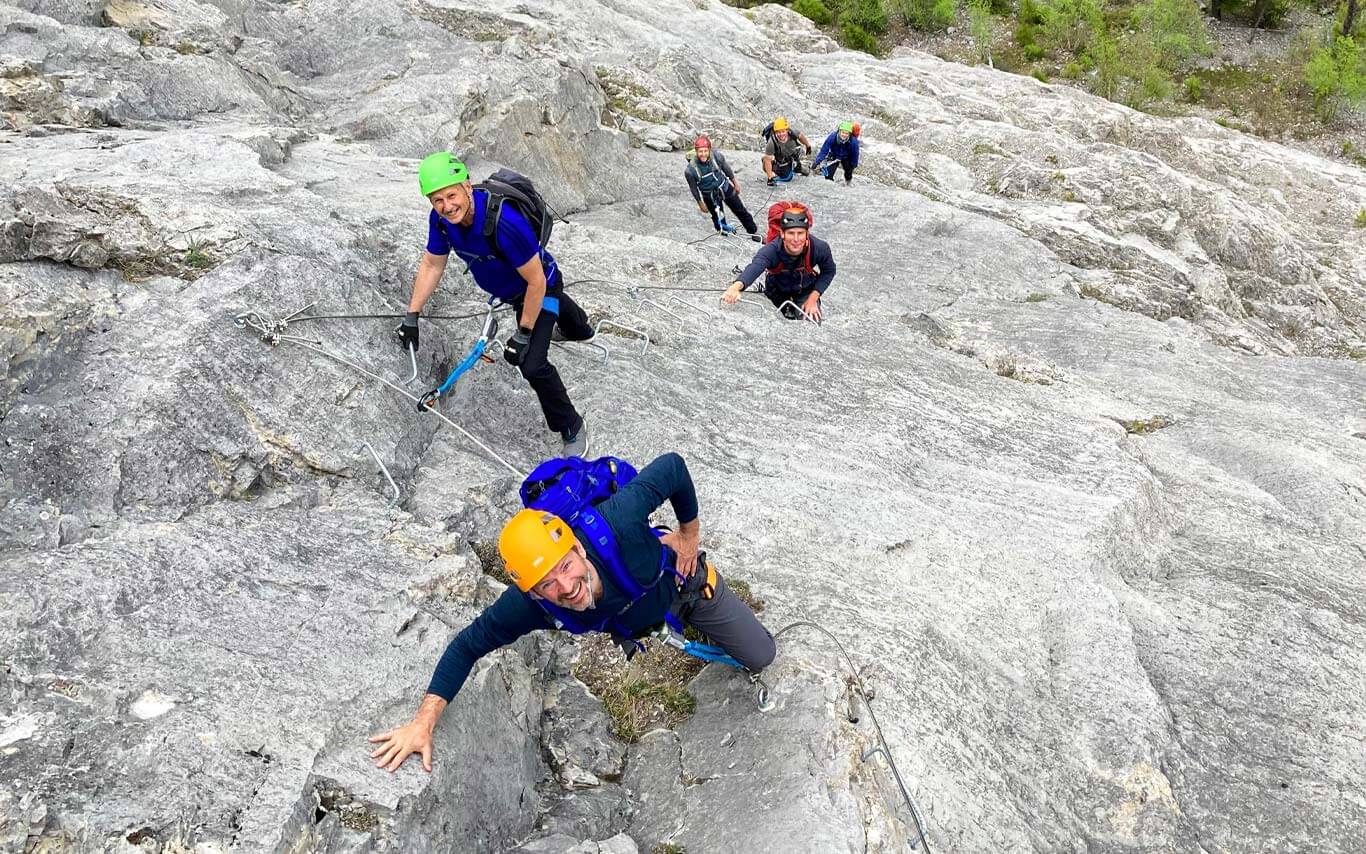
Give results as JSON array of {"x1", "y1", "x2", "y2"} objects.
[
  {"x1": 765, "y1": 201, "x2": 815, "y2": 243},
  {"x1": 764, "y1": 201, "x2": 816, "y2": 275}
]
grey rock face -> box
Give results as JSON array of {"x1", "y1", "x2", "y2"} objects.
[{"x1": 2, "y1": 0, "x2": 1364, "y2": 852}]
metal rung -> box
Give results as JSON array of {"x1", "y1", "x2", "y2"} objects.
[
  {"x1": 593, "y1": 317, "x2": 650, "y2": 358},
  {"x1": 401, "y1": 343, "x2": 417, "y2": 385},
  {"x1": 777, "y1": 299, "x2": 822, "y2": 326},
  {"x1": 552, "y1": 338, "x2": 610, "y2": 365},
  {"x1": 666, "y1": 294, "x2": 715, "y2": 319},
  {"x1": 362, "y1": 441, "x2": 400, "y2": 508},
  {"x1": 635, "y1": 297, "x2": 688, "y2": 333}
]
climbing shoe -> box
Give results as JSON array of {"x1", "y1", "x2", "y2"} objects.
[
  {"x1": 561, "y1": 420, "x2": 588, "y2": 457},
  {"x1": 552, "y1": 326, "x2": 596, "y2": 344},
  {"x1": 766, "y1": 177, "x2": 776, "y2": 187}
]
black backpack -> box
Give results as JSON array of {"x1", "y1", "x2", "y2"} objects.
[{"x1": 477, "y1": 168, "x2": 558, "y2": 261}]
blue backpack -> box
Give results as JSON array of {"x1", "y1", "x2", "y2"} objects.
[{"x1": 519, "y1": 456, "x2": 685, "y2": 637}]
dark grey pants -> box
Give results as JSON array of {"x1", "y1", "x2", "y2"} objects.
[{"x1": 675, "y1": 563, "x2": 776, "y2": 674}]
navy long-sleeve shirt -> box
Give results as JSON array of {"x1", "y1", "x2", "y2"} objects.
[
  {"x1": 426, "y1": 453, "x2": 700, "y2": 702},
  {"x1": 814, "y1": 131, "x2": 860, "y2": 168},
  {"x1": 737, "y1": 235, "x2": 837, "y2": 297}
]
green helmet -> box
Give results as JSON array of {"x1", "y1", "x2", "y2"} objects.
[
  {"x1": 418, "y1": 152, "x2": 469, "y2": 196},
  {"x1": 838, "y1": 121, "x2": 854, "y2": 133}
]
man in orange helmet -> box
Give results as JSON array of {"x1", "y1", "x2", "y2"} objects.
[
  {"x1": 723, "y1": 207, "x2": 835, "y2": 321},
  {"x1": 367, "y1": 453, "x2": 775, "y2": 773}
]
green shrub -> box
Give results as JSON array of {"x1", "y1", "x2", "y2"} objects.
[
  {"x1": 1131, "y1": 0, "x2": 1212, "y2": 70},
  {"x1": 1024, "y1": 42, "x2": 1046, "y2": 59},
  {"x1": 1356, "y1": 208, "x2": 1366, "y2": 227},
  {"x1": 1183, "y1": 74, "x2": 1203, "y2": 101},
  {"x1": 838, "y1": 0, "x2": 890, "y2": 34},
  {"x1": 1031, "y1": 68, "x2": 1051, "y2": 81},
  {"x1": 1063, "y1": 60, "x2": 1083, "y2": 78},
  {"x1": 1305, "y1": 34, "x2": 1366, "y2": 119},
  {"x1": 897, "y1": 0, "x2": 957, "y2": 30},
  {"x1": 1036, "y1": 0, "x2": 1104, "y2": 56},
  {"x1": 1136, "y1": 62, "x2": 1174, "y2": 103},
  {"x1": 968, "y1": 0, "x2": 995, "y2": 64},
  {"x1": 841, "y1": 21, "x2": 882, "y2": 52},
  {"x1": 793, "y1": 0, "x2": 835, "y2": 23},
  {"x1": 1019, "y1": 0, "x2": 1046, "y2": 25},
  {"x1": 1087, "y1": 34, "x2": 1122, "y2": 99}
]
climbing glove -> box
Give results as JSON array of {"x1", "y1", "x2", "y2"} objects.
[
  {"x1": 395, "y1": 311, "x2": 420, "y2": 351},
  {"x1": 503, "y1": 327, "x2": 533, "y2": 366}
]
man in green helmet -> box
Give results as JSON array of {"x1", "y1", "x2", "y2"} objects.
[
  {"x1": 812, "y1": 122, "x2": 860, "y2": 185},
  {"x1": 402, "y1": 154, "x2": 593, "y2": 456}
]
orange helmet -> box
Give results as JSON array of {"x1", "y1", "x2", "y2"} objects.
[{"x1": 498, "y1": 509, "x2": 578, "y2": 592}]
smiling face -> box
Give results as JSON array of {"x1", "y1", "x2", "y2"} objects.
[
  {"x1": 429, "y1": 182, "x2": 474, "y2": 226},
  {"x1": 838, "y1": 129, "x2": 850, "y2": 142},
  {"x1": 696, "y1": 145, "x2": 711, "y2": 162},
  {"x1": 782, "y1": 226, "x2": 808, "y2": 255},
  {"x1": 529, "y1": 544, "x2": 603, "y2": 611},
  {"x1": 774, "y1": 128, "x2": 790, "y2": 144}
]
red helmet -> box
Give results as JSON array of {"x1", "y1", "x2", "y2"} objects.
[{"x1": 694, "y1": 135, "x2": 712, "y2": 150}]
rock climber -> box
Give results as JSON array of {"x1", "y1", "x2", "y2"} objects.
[
  {"x1": 813, "y1": 122, "x2": 860, "y2": 184},
  {"x1": 367, "y1": 452, "x2": 776, "y2": 772},
  {"x1": 398, "y1": 153, "x2": 593, "y2": 456},
  {"x1": 685, "y1": 134, "x2": 759, "y2": 239},
  {"x1": 762, "y1": 117, "x2": 813, "y2": 186},
  {"x1": 722, "y1": 206, "x2": 835, "y2": 321}
]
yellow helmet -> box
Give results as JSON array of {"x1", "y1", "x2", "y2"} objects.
[
  {"x1": 498, "y1": 509, "x2": 578, "y2": 592},
  {"x1": 772, "y1": 116, "x2": 790, "y2": 131}
]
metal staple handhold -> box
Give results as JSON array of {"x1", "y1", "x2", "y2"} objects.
[
  {"x1": 777, "y1": 299, "x2": 822, "y2": 326},
  {"x1": 635, "y1": 297, "x2": 688, "y2": 333},
  {"x1": 551, "y1": 338, "x2": 610, "y2": 365},
  {"x1": 666, "y1": 294, "x2": 714, "y2": 319},
  {"x1": 362, "y1": 441, "x2": 401, "y2": 508},
  {"x1": 593, "y1": 317, "x2": 650, "y2": 358}
]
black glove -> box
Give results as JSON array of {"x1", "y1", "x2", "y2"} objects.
[
  {"x1": 503, "y1": 327, "x2": 532, "y2": 366},
  {"x1": 395, "y1": 311, "x2": 419, "y2": 351},
  {"x1": 805, "y1": 143, "x2": 813, "y2": 155}
]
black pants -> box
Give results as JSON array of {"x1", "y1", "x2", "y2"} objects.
[
  {"x1": 822, "y1": 158, "x2": 854, "y2": 182},
  {"x1": 704, "y1": 188, "x2": 758, "y2": 235},
  {"x1": 774, "y1": 157, "x2": 807, "y2": 180},
  {"x1": 512, "y1": 290, "x2": 593, "y2": 433},
  {"x1": 766, "y1": 287, "x2": 818, "y2": 320},
  {"x1": 675, "y1": 561, "x2": 775, "y2": 673}
]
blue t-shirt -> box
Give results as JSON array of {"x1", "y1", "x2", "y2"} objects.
[{"x1": 425, "y1": 189, "x2": 560, "y2": 301}]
